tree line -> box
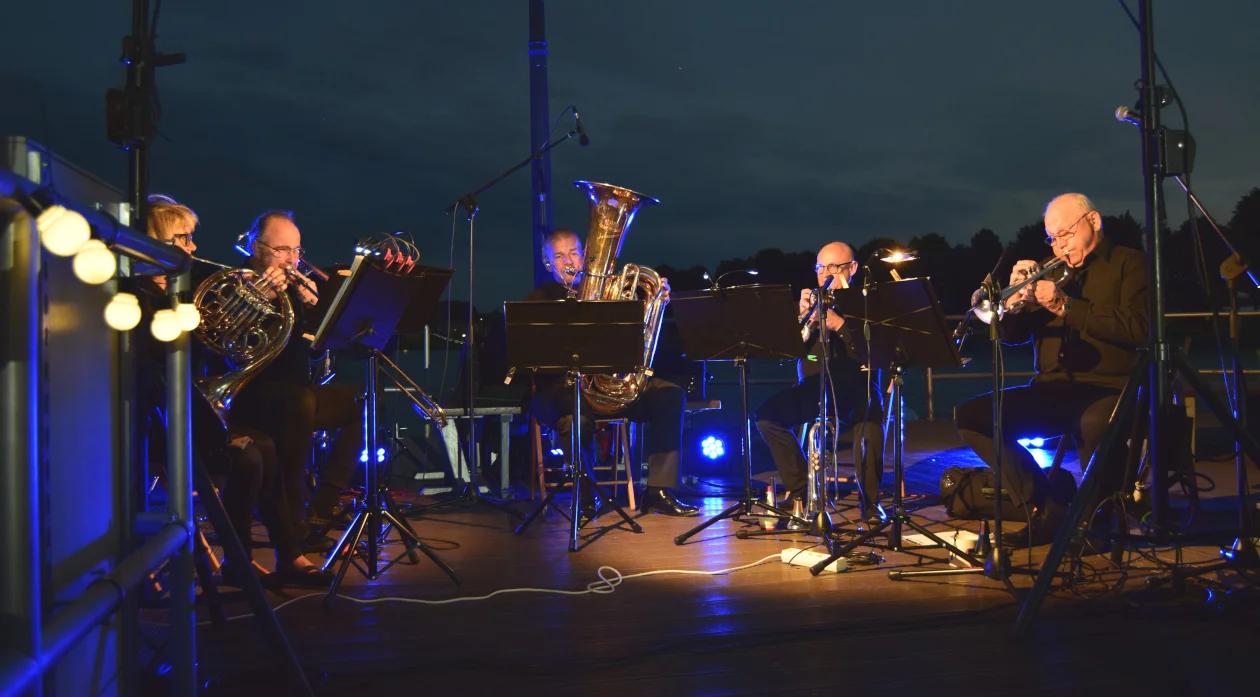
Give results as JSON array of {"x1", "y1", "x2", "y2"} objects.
[{"x1": 656, "y1": 187, "x2": 1260, "y2": 314}]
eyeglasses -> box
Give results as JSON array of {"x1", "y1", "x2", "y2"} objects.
[
  {"x1": 164, "y1": 234, "x2": 194, "y2": 246},
  {"x1": 1045, "y1": 211, "x2": 1093, "y2": 247},
  {"x1": 814, "y1": 261, "x2": 857, "y2": 274},
  {"x1": 257, "y1": 241, "x2": 305, "y2": 258}
]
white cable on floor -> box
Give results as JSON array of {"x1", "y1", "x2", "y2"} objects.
[{"x1": 144, "y1": 554, "x2": 784, "y2": 627}]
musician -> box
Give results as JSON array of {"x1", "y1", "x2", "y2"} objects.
[
  {"x1": 753, "y1": 242, "x2": 885, "y2": 520},
  {"x1": 138, "y1": 194, "x2": 329, "y2": 586},
  {"x1": 228, "y1": 210, "x2": 364, "y2": 537},
  {"x1": 526, "y1": 228, "x2": 698, "y2": 517},
  {"x1": 955, "y1": 193, "x2": 1148, "y2": 547}
]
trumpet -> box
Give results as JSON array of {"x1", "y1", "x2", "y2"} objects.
[{"x1": 1004, "y1": 256, "x2": 1071, "y2": 314}]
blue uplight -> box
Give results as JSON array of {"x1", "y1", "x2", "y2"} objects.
[
  {"x1": 701, "y1": 436, "x2": 725, "y2": 459},
  {"x1": 360, "y1": 447, "x2": 388, "y2": 463},
  {"x1": 1017, "y1": 437, "x2": 1046, "y2": 449}
]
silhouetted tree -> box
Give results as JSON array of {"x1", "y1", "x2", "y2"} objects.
[{"x1": 1101, "y1": 211, "x2": 1143, "y2": 250}]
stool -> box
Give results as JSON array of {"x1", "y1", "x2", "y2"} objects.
[
  {"x1": 528, "y1": 416, "x2": 636, "y2": 510},
  {"x1": 593, "y1": 417, "x2": 637, "y2": 510}
]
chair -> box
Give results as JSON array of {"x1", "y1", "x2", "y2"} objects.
[{"x1": 528, "y1": 415, "x2": 637, "y2": 510}]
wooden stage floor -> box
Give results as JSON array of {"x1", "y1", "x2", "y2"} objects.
[{"x1": 172, "y1": 421, "x2": 1257, "y2": 697}]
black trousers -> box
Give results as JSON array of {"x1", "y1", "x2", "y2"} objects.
[
  {"x1": 230, "y1": 382, "x2": 363, "y2": 522},
  {"x1": 955, "y1": 379, "x2": 1124, "y2": 511},
  {"x1": 531, "y1": 377, "x2": 684, "y2": 488},
  {"x1": 754, "y1": 373, "x2": 885, "y2": 509},
  {"x1": 218, "y1": 427, "x2": 304, "y2": 564}
]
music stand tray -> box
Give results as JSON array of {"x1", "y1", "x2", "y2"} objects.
[
  {"x1": 506, "y1": 298, "x2": 646, "y2": 552},
  {"x1": 806, "y1": 277, "x2": 976, "y2": 575},
  {"x1": 316, "y1": 256, "x2": 460, "y2": 607},
  {"x1": 668, "y1": 284, "x2": 809, "y2": 546}
]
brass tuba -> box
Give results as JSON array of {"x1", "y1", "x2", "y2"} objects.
[
  {"x1": 191, "y1": 264, "x2": 295, "y2": 426},
  {"x1": 572, "y1": 180, "x2": 665, "y2": 414}
]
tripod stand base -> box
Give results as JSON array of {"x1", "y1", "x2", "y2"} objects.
[
  {"x1": 322, "y1": 487, "x2": 460, "y2": 609},
  {"x1": 809, "y1": 507, "x2": 985, "y2": 576},
  {"x1": 514, "y1": 470, "x2": 642, "y2": 552},
  {"x1": 674, "y1": 498, "x2": 804, "y2": 545},
  {"x1": 408, "y1": 482, "x2": 524, "y2": 520}
]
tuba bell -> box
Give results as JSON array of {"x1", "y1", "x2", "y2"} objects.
[
  {"x1": 571, "y1": 180, "x2": 665, "y2": 414},
  {"x1": 191, "y1": 265, "x2": 295, "y2": 427}
]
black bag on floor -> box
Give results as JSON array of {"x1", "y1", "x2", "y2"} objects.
[{"x1": 940, "y1": 466, "x2": 1019, "y2": 520}]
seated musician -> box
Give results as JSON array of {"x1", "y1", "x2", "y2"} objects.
[
  {"x1": 138, "y1": 194, "x2": 328, "y2": 586},
  {"x1": 955, "y1": 193, "x2": 1148, "y2": 548},
  {"x1": 226, "y1": 210, "x2": 364, "y2": 541},
  {"x1": 526, "y1": 228, "x2": 698, "y2": 517},
  {"x1": 753, "y1": 242, "x2": 885, "y2": 521}
]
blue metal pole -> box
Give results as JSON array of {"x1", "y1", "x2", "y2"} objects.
[{"x1": 528, "y1": 0, "x2": 555, "y2": 287}]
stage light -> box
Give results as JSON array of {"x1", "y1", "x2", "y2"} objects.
[
  {"x1": 701, "y1": 435, "x2": 725, "y2": 459},
  {"x1": 174, "y1": 302, "x2": 201, "y2": 331},
  {"x1": 360, "y1": 447, "x2": 388, "y2": 463},
  {"x1": 72, "y1": 239, "x2": 117, "y2": 284},
  {"x1": 878, "y1": 249, "x2": 917, "y2": 264},
  {"x1": 104, "y1": 292, "x2": 142, "y2": 331},
  {"x1": 150, "y1": 308, "x2": 181, "y2": 342},
  {"x1": 550, "y1": 448, "x2": 565, "y2": 457},
  {"x1": 1017, "y1": 437, "x2": 1046, "y2": 449}
]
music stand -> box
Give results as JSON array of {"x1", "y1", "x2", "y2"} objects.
[
  {"x1": 806, "y1": 277, "x2": 982, "y2": 575},
  {"x1": 669, "y1": 284, "x2": 807, "y2": 546},
  {"x1": 506, "y1": 298, "x2": 645, "y2": 552},
  {"x1": 312, "y1": 256, "x2": 460, "y2": 607}
]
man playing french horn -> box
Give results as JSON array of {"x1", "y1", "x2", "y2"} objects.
[
  {"x1": 955, "y1": 193, "x2": 1149, "y2": 548},
  {"x1": 526, "y1": 228, "x2": 699, "y2": 517},
  {"x1": 228, "y1": 210, "x2": 365, "y2": 543},
  {"x1": 753, "y1": 242, "x2": 885, "y2": 521}
]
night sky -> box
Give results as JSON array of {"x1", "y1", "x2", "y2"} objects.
[{"x1": 4, "y1": 1, "x2": 1258, "y2": 309}]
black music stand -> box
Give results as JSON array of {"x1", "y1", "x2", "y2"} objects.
[
  {"x1": 506, "y1": 298, "x2": 645, "y2": 552},
  {"x1": 669, "y1": 285, "x2": 807, "y2": 546},
  {"x1": 312, "y1": 256, "x2": 460, "y2": 607},
  {"x1": 806, "y1": 277, "x2": 982, "y2": 574}
]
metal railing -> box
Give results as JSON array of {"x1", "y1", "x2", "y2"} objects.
[
  {"x1": 1, "y1": 169, "x2": 195, "y2": 697},
  {"x1": 923, "y1": 310, "x2": 1260, "y2": 420}
]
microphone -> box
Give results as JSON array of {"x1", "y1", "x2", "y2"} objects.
[
  {"x1": 1115, "y1": 105, "x2": 1141, "y2": 127},
  {"x1": 574, "y1": 109, "x2": 590, "y2": 147}
]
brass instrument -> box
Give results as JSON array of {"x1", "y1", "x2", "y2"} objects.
[
  {"x1": 1005, "y1": 256, "x2": 1071, "y2": 314},
  {"x1": 572, "y1": 180, "x2": 664, "y2": 414},
  {"x1": 191, "y1": 262, "x2": 295, "y2": 426},
  {"x1": 375, "y1": 352, "x2": 447, "y2": 427}
]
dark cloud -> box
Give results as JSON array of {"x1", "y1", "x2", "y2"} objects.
[{"x1": 4, "y1": 0, "x2": 1258, "y2": 310}]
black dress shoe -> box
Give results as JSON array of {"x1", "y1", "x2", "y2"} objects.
[
  {"x1": 1002, "y1": 500, "x2": 1068, "y2": 549},
  {"x1": 640, "y1": 487, "x2": 699, "y2": 517},
  {"x1": 579, "y1": 489, "x2": 604, "y2": 520}
]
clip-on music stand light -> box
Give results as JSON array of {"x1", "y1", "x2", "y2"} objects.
[
  {"x1": 312, "y1": 256, "x2": 460, "y2": 607},
  {"x1": 506, "y1": 298, "x2": 646, "y2": 552},
  {"x1": 806, "y1": 277, "x2": 982, "y2": 575},
  {"x1": 669, "y1": 284, "x2": 808, "y2": 546}
]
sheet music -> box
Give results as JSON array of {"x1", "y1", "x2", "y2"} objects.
[{"x1": 312, "y1": 254, "x2": 366, "y2": 349}]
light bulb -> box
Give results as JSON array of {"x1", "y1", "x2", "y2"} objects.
[
  {"x1": 37, "y1": 205, "x2": 92, "y2": 257},
  {"x1": 150, "y1": 308, "x2": 182, "y2": 342},
  {"x1": 175, "y1": 302, "x2": 201, "y2": 331},
  {"x1": 72, "y1": 239, "x2": 117, "y2": 284},
  {"x1": 104, "y1": 292, "x2": 142, "y2": 331}
]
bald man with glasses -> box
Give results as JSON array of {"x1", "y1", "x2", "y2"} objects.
[
  {"x1": 753, "y1": 241, "x2": 886, "y2": 521},
  {"x1": 228, "y1": 210, "x2": 364, "y2": 547},
  {"x1": 955, "y1": 193, "x2": 1149, "y2": 548}
]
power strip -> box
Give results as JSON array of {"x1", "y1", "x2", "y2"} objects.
[{"x1": 779, "y1": 548, "x2": 847, "y2": 573}]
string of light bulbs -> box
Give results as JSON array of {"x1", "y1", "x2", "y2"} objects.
[{"x1": 19, "y1": 189, "x2": 200, "y2": 341}]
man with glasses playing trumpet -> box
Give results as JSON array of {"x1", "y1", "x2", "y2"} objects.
[
  {"x1": 955, "y1": 193, "x2": 1148, "y2": 548},
  {"x1": 753, "y1": 241, "x2": 886, "y2": 522},
  {"x1": 228, "y1": 210, "x2": 365, "y2": 544}
]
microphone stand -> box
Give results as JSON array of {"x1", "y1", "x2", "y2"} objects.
[{"x1": 419, "y1": 123, "x2": 583, "y2": 519}]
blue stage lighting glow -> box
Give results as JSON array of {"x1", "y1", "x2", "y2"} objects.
[
  {"x1": 701, "y1": 436, "x2": 725, "y2": 459},
  {"x1": 360, "y1": 447, "x2": 388, "y2": 463}
]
